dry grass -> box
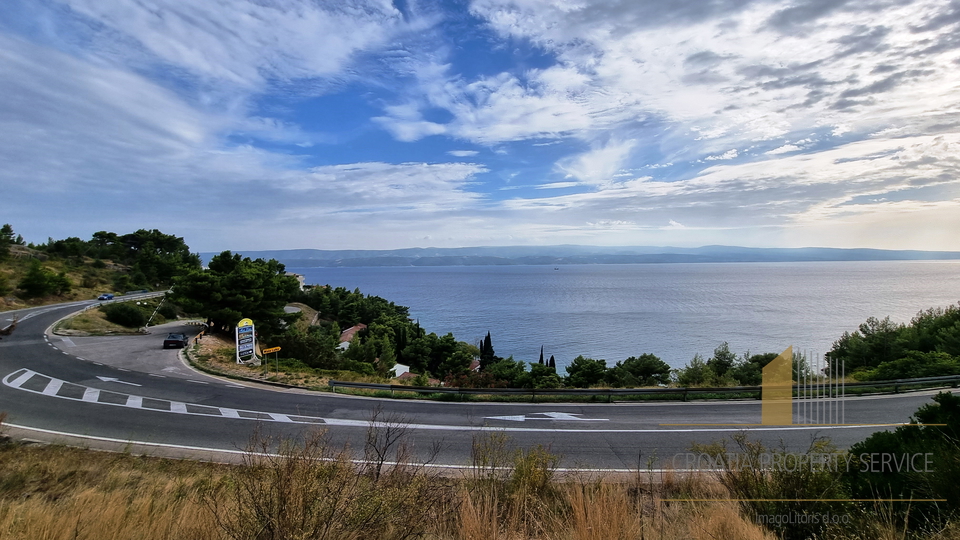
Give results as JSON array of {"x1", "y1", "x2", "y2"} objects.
[
  {"x1": 2, "y1": 425, "x2": 956, "y2": 540},
  {"x1": 0, "y1": 443, "x2": 227, "y2": 540}
]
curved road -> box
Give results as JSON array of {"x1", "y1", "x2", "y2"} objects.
[{"x1": 0, "y1": 300, "x2": 953, "y2": 471}]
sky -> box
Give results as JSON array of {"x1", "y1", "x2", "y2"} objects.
[{"x1": 2, "y1": 0, "x2": 960, "y2": 252}]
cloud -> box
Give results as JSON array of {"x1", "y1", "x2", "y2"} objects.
[
  {"x1": 555, "y1": 140, "x2": 637, "y2": 185},
  {"x1": 766, "y1": 144, "x2": 801, "y2": 155},
  {"x1": 0, "y1": 35, "x2": 486, "y2": 249},
  {"x1": 704, "y1": 149, "x2": 739, "y2": 161},
  {"x1": 56, "y1": 0, "x2": 417, "y2": 89},
  {"x1": 537, "y1": 182, "x2": 580, "y2": 189},
  {"x1": 448, "y1": 150, "x2": 479, "y2": 157},
  {"x1": 498, "y1": 133, "x2": 960, "y2": 248}
]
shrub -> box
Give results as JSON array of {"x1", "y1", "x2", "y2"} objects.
[
  {"x1": 101, "y1": 302, "x2": 148, "y2": 328},
  {"x1": 861, "y1": 351, "x2": 960, "y2": 381},
  {"x1": 693, "y1": 433, "x2": 851, "y2": 540},
  {"x1": 675, "y1": 353, "x2": 716, "y2": 387},
  {"x1": 157, "y1": 301, "x2": 178, "y2": 320}
]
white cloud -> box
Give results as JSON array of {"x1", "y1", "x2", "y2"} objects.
[
  {"x1": 704, "y1": 149, "x2": 739, "y2": 161},
  {"x1": 497, "y1": 133, "x2": 960, "y2": 249},
  {"x1": 766, "y1": 144, "x2": 801, "y2": 155},
  {"x1": 443, "y1": 0, "x2": 960, "y2": 158},
  {"x1": 60, "y1": 0, "x2": 417, "y2": 89},
  {"x1": 555, "y1": 140, "x2": 637, "y2": 185},
  {"x1": 537, "y1": 182, "x2": 580, "y2": 189},
  {"x1": 448, "y1": 150, "x2": 479, "y2": 157}
]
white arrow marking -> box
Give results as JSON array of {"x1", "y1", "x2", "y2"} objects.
[
  {"x1": 540, "y1": 412, "x2": 608, "y2": 421},
  {"x1": 485, "y1": 412, "x2": 610, "y2": 422},
  {"x1": 96, "y1": 376, "x2": 141, "y2": 387}
]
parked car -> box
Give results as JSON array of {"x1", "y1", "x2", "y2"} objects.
[
  {"x1": 97, "y1": 293, "x2": 114, "y2": 300},
  {"x1": 163, "y1": 333, "x2": 189, "y2": 349}
]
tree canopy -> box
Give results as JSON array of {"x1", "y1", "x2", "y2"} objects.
[{"x1": 170, "y1": 251, "x2": 299, "y2": 336}]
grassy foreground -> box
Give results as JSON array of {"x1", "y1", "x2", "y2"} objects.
[{"x1": 1, "y1": 420, "x2": 959, "y2": 540}]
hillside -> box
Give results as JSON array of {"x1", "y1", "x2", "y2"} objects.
[{"x1": 200, "y1": 245, "x2": 960, "y2": 267}]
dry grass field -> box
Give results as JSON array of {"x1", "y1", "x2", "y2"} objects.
[{"x1": 1, "y1": 413, "x2": 958, "y2": 540}]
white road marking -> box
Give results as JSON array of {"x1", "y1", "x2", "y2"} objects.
[
  {"x1": 186, "y1": 380, "x2": 208, "y2": 385},
  {"x1": 149, "y1": 374, "x2": 166, "y2": 378},
  {"x1": 96, "y1": 376, "x2": 141, "y2": 387},
  {"x1": 41, "y1": 379, "x2": 63, "y2": 396},
  {"x1": 485, "y1": 412, "x2": 609, "y2": 422},
  {"x1": 60, "y1": 337, "x2": 76, "y2": 347},
  {"x1": 485, "y1": 415, "x2": 527, "y2": 422},
  {"x1": 1, "y1": 368, "x2": 909, "y2": 434},
  {"x1": 541, "y1": 412, "x2": 608, "y2": 421},
  {"x1": 7, "y1": 370, "x2": 33, "y2": 388}
]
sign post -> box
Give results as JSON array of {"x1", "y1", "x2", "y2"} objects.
[
  {"x1": 235, "y1": 318, "x2": 257, "y2": 364},
  {"x1": 263, "y1": 346, "x2": 282, "y2": 376}
]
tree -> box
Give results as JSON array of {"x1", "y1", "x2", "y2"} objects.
[
  {"x1": 565, "y1": 355, "x2": 607, "y2": 388},
  {"x1": 675, "y1": 353, "x2": 715, "y2": 387},
  {"x1": 539, "y1": 346, "x2": 544, "y2": 365},
  {"x1": 170, "y1": 251, "x2": 299, "y2": 337},
  {"x1": 485, "y1": 357, "x2": 527, "y2": 387},
  {"x1": 728, "y1": 352, "x2": 779, "y2": 386},
  {"x1": 548, "y1": 355, "x2": 556, "y2": 369},
  {"x1": 0, "y1": 224, "x2": 14, "y2": 260},
  {"x1": 479, "y1": 331, "x2": 496, "y2": 369},
  {"x1": 18, "y1": 260, "x2": 59, "y2": 298},
  {"x1": 524, "y1": 362, "x2": 562, "y2": 389},
  {"x1": 607, "y1": 353, "x2": 671, "y2": 387},
  {"x1": 706, "y1": 342, "x2": 737, "y2": 377}
]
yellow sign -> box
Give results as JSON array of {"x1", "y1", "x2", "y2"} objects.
[
  {"x1": 263, "y1": 346, "x2": 281, "y2": 354},
  {"x1": 237, "y1": 318, "x2": 254, "y2": 328}
]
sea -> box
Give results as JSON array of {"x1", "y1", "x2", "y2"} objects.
[{"x1": 290, "y1": 261, "x2": 960, "y2": 372}]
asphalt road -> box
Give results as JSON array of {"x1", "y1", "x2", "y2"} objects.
[{"x1": 0, "y1": 300, "x2": 954, "y2": 470}]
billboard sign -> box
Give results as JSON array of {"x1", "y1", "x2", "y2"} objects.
[{"x1": 235, "y1": 318, "x2": 257, "y2": 363}]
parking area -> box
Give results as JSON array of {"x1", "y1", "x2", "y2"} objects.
[{"x1": 49, "y1": 322, "x2": 205, "y2": 379}]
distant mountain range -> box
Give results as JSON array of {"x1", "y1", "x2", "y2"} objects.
[{"x1": 199, "y1": 245, "x2": 960, "y2": 268}]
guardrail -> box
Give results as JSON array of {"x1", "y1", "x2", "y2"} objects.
[{"x1": 329, "y1": 373, "x2": 960, "y2": 402}]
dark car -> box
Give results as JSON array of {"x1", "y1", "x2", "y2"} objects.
[
  {"x1": 163, "y1": 333, "x2": 189, "y2": 349},
  {"x1": 97, "y1": 293, "x2": 114, "y2": 300}
]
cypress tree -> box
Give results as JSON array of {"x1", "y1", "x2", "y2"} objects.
[
  {"x1": 480, "y1": 331, "x2": 495, "y2": 369},
  {"x1": 539, "y1": 346, "x2": 544, "y2": 365},
  {"x1": 549, "y1": 355, "x2": 556, "y2": 369}
]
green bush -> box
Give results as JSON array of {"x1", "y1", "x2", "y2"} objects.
[
  {"x1": 157, "y1": 302, "x2": 178, "y2": 320},
  {"x1": 101, "y1": 302, "x2": 148, "y2": 328},
  {"x1": 843, "y1": 391, "x2": 960, "y2": 528},
  {"x1": 861, "y1": 351, "x2": 960, "y2": 381}
]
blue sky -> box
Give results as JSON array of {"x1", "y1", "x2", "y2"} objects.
[{"x1": 2, "y1": 0, "x2": 960, "y2": 252}]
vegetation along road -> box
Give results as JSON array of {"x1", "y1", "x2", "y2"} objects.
[{"x1": 1, "y1": 298, "x2": 954, "y2": 471}]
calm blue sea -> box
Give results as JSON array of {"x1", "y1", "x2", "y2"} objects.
[{"x1": 290, "y1": 261, "x2": 960, "y2": 371}]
